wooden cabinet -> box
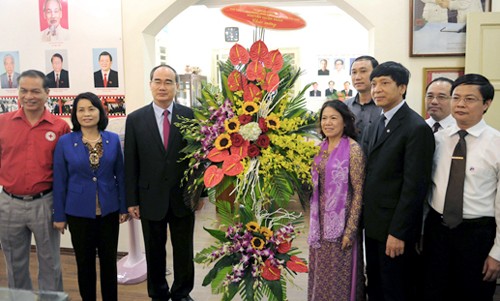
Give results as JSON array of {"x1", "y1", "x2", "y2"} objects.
[{"x1": 177, "y1": 74, "x2": 207, "y2": 108}]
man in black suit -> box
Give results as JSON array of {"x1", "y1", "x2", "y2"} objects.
[
  {"x1": 94, "y1": 51, "x2": 119, "y2": 88},
  {"x1": 362, "y1": 61, "x2": 435, "y2": 301},
  {"x1": 125, "y1": 64, "x2": 195, "y2": 301},
  {"x1": 46, "y1": 53, "x2": 69, "y2": 88},
  {"x1": 309, "y1": 82, "x2": 321, "y2": 97}
]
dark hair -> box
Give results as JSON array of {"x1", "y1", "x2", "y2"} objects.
[
  {"x1": 425, "y1": 77, "x2": 453, "y2": 93},
  {"x1": 334, "y1": 58, "x2": 344, "y2": 65},
  {"x1": 71, "y1": 92, "x2": 108, "y2": 132},
  {"x1": 370, "y1": 61, "x2": 410, "y2": 98},
  {"x1": 17, "y1": 70, "x2": 50, "y2": 90},
  {"x1": 51, "y1": 53, "x2": 63, "y2": 63},
  {"x1": 318, "y1": 100, "x2": 357, "y2": 140},
  {"x1": 149, "y1": 64, "x2": 180, "y2": 83},
  {"x1": 351, "y1": 55, "x2": 379, "y2": 70},
  {"x1": 452, "y1": 73, "x2": 494, "y2": 104},
  {"x1": 99, "y1": 51, "x2": 112, "y2": 62}
]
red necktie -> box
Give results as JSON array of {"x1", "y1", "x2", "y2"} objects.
[
  {"x1": 163, "y1": 110, "x2": 170, "y2": 150},
  {"x1": 103, "y1": 73, "x2": 108, "y2": 88},
  {"x1": 8, "y1": 75, "x2": 12, "y2": 88},
  {"x1": 56, "y1": 74, "x2": 59, "y2": 88}
]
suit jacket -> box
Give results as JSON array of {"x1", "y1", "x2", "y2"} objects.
[
  {"x1": 94, "y1": 69, "x2": 119, "y2": 88},
  {"x1": 362, "y1": 102, "x2": 434, "y2": 243},
  {"x1": 0, "y1": 72, "x2": 20, "y2": 89},
  {"x1": 310, "y1": 90, "x2": 321, "y2": 97},
  {"x1": 46, "y1": 69, "x2": 69, "y2": 88},
  {"x1": 325, "y1": 88, "x2": 337, "y2": 97},
  {"x1": 124, "y1": 102, "x2": 194, "y2": 220},
  {"x1": 52, "y1": 131, "x2": 126, "y2": 222}
]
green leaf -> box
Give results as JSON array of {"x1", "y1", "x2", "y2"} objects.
[
  {"x1": 211, "y1": 265, "x2": 233, "y2": 293},
  {"x1": 193, "y1": 245, "x2": 218, "y2": 264},
  {"x1": 203, "y1": 227, "x2": 229, "y2": 243},
  {"x1": 202, "y1": 255, "x2": 235, "y2": 286}
]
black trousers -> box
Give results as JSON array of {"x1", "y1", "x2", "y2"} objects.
[
  {"x1": 365, "y1": 236, "x2": 419, "y2": 301},
  {"x1": 67, "y1": 212, "x2": 119, "y2": 301},
  {"x1": 423, "y1": 208, "x2": 496, "y2": 301},
  {"x1": 141, "y1": 208, "x2": 195, "y2": 301}
]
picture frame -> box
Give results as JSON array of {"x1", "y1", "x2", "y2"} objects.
[
  {"x1": 410, "y1": 0, "x2": 491, "y2": 57},
  {"x1": 421, "y1": 67, "x2": 465, "y2": 116}
]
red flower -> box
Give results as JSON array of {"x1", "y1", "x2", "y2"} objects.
[
  {"x1": 258, "y1": 117, "x2": 268, "y2": 133},
  {"x1": 249, "y1": 40, "x2": 269, "y2": 62},
  {"x1": 262, "y1": 72, "x2": 280, "y2": 92},
  {"x1": 207, "y1": 148, "x2": 230, "y2": 163},
  {"x1": 246, "y1": 61, "x2": 266, "y2": 82},
  {"x1": 256, "y1": 134, "x2": 270, "y2": 149},
  {"x1": 230, "y1": 140, "x2": 249, "y2": 159},
  {"x1": 247, "y1": 144, "x2": 260, "y2": 158},
  {"x1": 228, "y1": 70, "x2": 244, "y2": 92},
  {"x1": 229, "y1": 43, "x2": 250, "y2": 66},
  {"x1": 203, "y1": 165, "x2": 224, "y2": 188},
  {"x1": 264, "y1": 50, "x2": 284, "y2": 73},
  {"x1": 230, "y1": 133, "x2": 244, "y2": 147},
  {"x1": 243, "y1": 83, "x2": 263, "y2": 102},
  {"x1": 222, "y1": 154, "x2": 244, "y2": 176},
  {"x1": 261, "y1": 259, "x2": 281, "y2": 281},
  {"x1": 238, "y1": 114, "x2": 252, "y2": 125},
  {"x1": 277, "y1": 241, "x2": 291, "y2": 254},
  {"x1": 286, "y1": 256, "x2": 308, "y2": 273}
]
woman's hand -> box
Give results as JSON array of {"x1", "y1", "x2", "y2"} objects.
[
  {"x1": 119, "y1": 213, "x2": 129, "y2": 224},
  {"x1": 53, "y1": 222, "x2": 67, "y2": 234},
  {"x1": 341, "y1": 236, "x2": 352, "y2": 250}
]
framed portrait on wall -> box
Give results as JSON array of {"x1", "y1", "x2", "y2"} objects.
[
  {"x1": 410, "y1": 0, "x2": 491, "y2": 56},
  {"x1": 421, "y1": 67, "x2": 464, "y2": 116}
]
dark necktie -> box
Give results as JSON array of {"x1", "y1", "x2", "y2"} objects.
[
  {"x1": 56, "y1": 74, "x2": 60, "y2": 88},
  {"x1": 375, "y1": 115, "x2": 386, "y2": 143},
  {"x1": 442, "y1": 130, "x2": 468, "y2": 228},
  {"x1": 163, "y1": 110, "x2": 170, "y2": 150},
  {"x1": 8, "y1": 75, "x2": 12, "y2": 88},
  {"x1": 432, "y1": 122, "x2": 441, "y2": 133},
  {"x1": 104, "y1": 73, "x2": 108, "y2": 88}
]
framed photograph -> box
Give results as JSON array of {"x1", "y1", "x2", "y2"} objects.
[
  {"x1": 410, "y1": 0, "x2": 491, "y2": 57},
  {"x1": 421, "y1": 67, "x2": 465, "y2": 116}
]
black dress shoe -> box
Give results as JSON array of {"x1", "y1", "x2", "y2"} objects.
[{"x1": 173, "y1": 296, "x2": 194, "y2": 301}]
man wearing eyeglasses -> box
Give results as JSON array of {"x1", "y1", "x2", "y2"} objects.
[
  {"x1": 424, "y1": 77, "x2": 455, "y2": 133},
  {"x1": 424, "y1": 73, "x2": 500, "y2": 300}
]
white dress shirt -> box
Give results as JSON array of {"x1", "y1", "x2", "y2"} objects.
[
  {"x1": 425, "y1": 114, "x2": 456, "y2": 132},
  {"x1": 428, "y1": 119, "x2": 500, "y2": 259}
]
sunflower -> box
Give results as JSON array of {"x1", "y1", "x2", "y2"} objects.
[
  {"x1": 251, "y1": 237, "x2": 266, "y2": 250},
  {"x1": 266, "y1": 115, "x2": 281, "y2": 130},
  {"x1": 260, "y1": 227, "x2": 273, "y2": 240},
  {"x1": 242, "y1": 102, "x2": 259, "y2": 115},
  {"x1": 214, "y1": 133, "x2": 232, "y2": 150},
  {"x1": 224, "y1": 117, "x2": 241, "y2": 134},
  {"x1": 246, "y1": 221, "x2": 260, "y2": 232}
]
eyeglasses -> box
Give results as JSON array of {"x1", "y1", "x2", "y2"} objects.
[
  {"x1": 451, "y1": 96, "x2": 483, "y2": 104},
  {"x1": 425, "y1": 94, "x2": 450, "y2": 102}
]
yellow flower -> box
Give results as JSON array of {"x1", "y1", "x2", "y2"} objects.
[
  {"x1": 224, "y1": 117, "x2": 241, "y2": 134},
  {"x1": 260, "y1": 227, "x2": 273, "y2": 240},
  {"x1": 266, "y1": 115, "x2": 280, "y2": 130},
  {"x1": 246, "y1": 221, "x2": 260, "y2": 232},
  {"x1": 242, "y1": 102, "x2": 259, "y2": 115},
  {"x1": 251, "y1": 237, "x2": 266, "y2": 250},
  {"x1": 214, "y1": 133, "x2": 232, "y2": 150}
]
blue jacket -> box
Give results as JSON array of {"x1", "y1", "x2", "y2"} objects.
[{"x1": 53, "y1": 131, "x2": 126, "y2": 222}]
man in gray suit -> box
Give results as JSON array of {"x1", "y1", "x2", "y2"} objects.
[{"x1": 1, "y1": 54, "x2": 20, "y2": 89}]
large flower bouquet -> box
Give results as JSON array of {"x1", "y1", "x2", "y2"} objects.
[{"x1": 177, "y1": 40, "x2": 318, "y2": 300}]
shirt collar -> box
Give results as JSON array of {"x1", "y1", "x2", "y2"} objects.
[
  {"x1": 448, "y1": 119, "x2": 487, "y2": 138},
  {"x1": 382, "y1": 100, "x2": 405, "y2": 122},
  {"x1": 152, "y1": 101, "x2": 173, "y2": 118},
  {"x1": 12, "y1": 108, "x2": 55, "y2": 125}
]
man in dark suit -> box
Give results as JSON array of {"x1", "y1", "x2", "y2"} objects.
[
  {"x1": 325, "y1": 80, "x2": 337, "y2": 97},
  {"x1": 361, "y1": 61, "x2": 435, "y2": 301},
  {"x1": 46, "y1": 53, "x2": 69, "y2": 88},
  {"x1": 309, "y1": 82, "x2": 321, "y2": 97},
  {"x1": 94, "y1": 51, "x2": 119, "y2": 88},
  {"x1": 125, "y1": 64, "x2": 195, "y2": 301}
]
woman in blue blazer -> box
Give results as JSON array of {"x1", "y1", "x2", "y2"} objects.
[{"x1": 53, "y1": 92, "x2": 128, "y2": 301}]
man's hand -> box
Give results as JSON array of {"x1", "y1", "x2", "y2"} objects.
[
  {"x1": 386, "y1": 234, "x2": 405, "y2": 258},
  {"x1": 482, "y1": 256, "x2": 500, "y2": 282},
  {"x1": 53, "y1": 222, "x2": 66, "y2": 234},
  {"x1": 119, "y1": 214, "x2": 129, "y2": 223},
  {"x1": 128, "y1": 206, "x2": 140, "y2": 220},
  {"x1": 341, "y1": 236, "x2": 352, "y2": 250}
]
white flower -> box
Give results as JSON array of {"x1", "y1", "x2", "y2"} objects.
[{"x1": 239, "y1": 122, "x2": 262, "y2": 141}]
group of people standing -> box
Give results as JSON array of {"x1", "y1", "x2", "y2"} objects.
[
  {"x1": 0, "y1": 65, "x2": 196, "y2": 301},
  {"x1": 308, "y1": 55, "x2": 500, "y2": 301}
]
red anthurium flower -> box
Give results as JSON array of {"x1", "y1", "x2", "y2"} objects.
[
  {"x1": 264, "y1": 50, "x2": 284, "y2": 73},
  {"x1": 246, "y1": 61, "x2": 266, "y2": 82},
  {"x1": 229, "y1": 43, "x2": 250, "y2": 66},
  {"x1": 249, "y1": 40, "x2": 269, "y2": 62},
  {"x1": 230, "y1": 140, "x2": 249, "y2": 159},
  {"x1": 228, "y1": 70, "x2": 244, "y2": 92},
  {"x1": 277, "y1": 241, "x2": 291, "y2": 253},
  {"x1": 207, "y1": 148, "x2": 230, "y2": 163},
  {"x1": 204, "y1": 165, "x2": 224, "y2": 188},
  {"x1": 286, "y1": 256, "x2": 308, "y2": 273},
  {"x1": 261, "y1": 259, "x2": 281, "y2": 281},
  {"x1": 222, "y1": 154, "x2": 244, "y2": 176},
  {"x1": 262, "y1": 72, "x2": 280, "y2": 92},
  {"x1": 243, "y1": 83, "x2": 263, "y2": 102}
]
